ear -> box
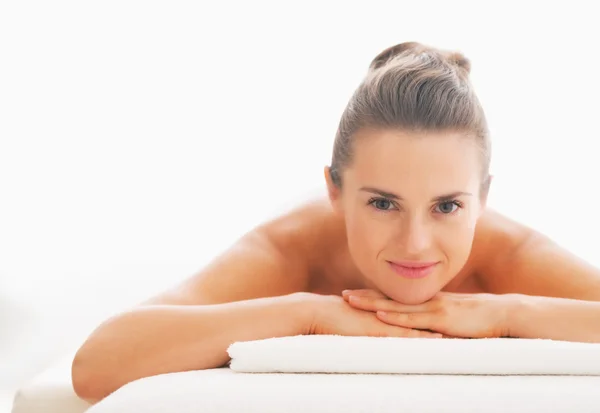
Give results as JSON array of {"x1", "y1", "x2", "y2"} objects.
[
  {"x1": 478, "y1": 174, "x2": 493, "y2": 215},
  {"x1": 324, "y1": 166, "x2": 343, "y2": 214}
]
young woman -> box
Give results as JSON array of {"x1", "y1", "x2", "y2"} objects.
[{"x1": 71, "y1": 41, "x2": 600, "y2": 403}]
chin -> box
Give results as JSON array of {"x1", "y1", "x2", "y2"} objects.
[
  {"x1": 373, "y1": 262, "x2": 453, "y2": 305},
  {"x1": 389, "y1": 292, "x2": 437, "y2": 305},
  {"x1": 379, "y1": 283, "x2": 440, "y2": 305}
]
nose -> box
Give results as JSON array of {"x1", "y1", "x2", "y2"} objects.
[{"x1": 398, "y1": 215, "x2": 432, "y2": 255}]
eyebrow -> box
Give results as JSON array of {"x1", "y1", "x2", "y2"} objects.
[{"x1": 359, "y1": 186, "x2": 473, "y2": 202}]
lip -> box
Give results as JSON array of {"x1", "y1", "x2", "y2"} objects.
[{"x1": 387, "y1": 260, "x2": 439, "y2": 279}]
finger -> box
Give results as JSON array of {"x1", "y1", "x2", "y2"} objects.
[
  {"x1": 376, "y1": 311, "x2": 438, "y2": 331},
  {"x1": 348, "y1": 295, "x2": 430, "y2": 313},
  {"x1": 381, "y1": 325, "x2": 442, "y2": 339}
]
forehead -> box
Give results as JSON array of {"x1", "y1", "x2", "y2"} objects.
[{"x1": 346, "y1": 128, "x2": 481, "y2": 195}]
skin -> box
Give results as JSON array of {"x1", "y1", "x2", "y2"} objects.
[
  {"x1": 325, "y1": 128, "x2": 487, "y2": 305},
  {"x1": 328, "y1": 129, "x2": 600, "y2": 340},
  {"x1": 71, "y1": 127, "x2": 600, "y2": 403},
  {"x1": 144, "y1": 126, "x2": 600, "y2": 333}
]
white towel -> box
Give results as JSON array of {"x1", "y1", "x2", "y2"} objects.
[{"x1": 227, "y1": 335, "x2": 600, "y2": 375}]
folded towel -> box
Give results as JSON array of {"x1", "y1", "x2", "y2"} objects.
[{"x1": 227, "y1": 335, "x2": 600, "y2": 375}]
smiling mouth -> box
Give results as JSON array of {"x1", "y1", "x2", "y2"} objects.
[{"x1": 387, "y1": 261, "x2": 439, "y2": 279}]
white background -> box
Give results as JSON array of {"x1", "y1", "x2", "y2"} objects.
[{"x1": 1, "y1": 0, "x2": 599, "y2": 408}]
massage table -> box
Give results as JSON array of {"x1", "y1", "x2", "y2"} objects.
[{"x1": 11, "y1": 336, "x2": 600, "y2": 413}]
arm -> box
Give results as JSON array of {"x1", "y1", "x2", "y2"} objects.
[
  {"x1": 507, "y1": 294, "x2": 600, "y2": 342},
  {"x1": 71, "y1": 229, "x2": 310, "y2": 403},
  {"x1": 476, "y1": 209, "x2": 600, "y2": 341}
]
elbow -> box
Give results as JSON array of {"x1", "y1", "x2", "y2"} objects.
[
  {"x1": 71, "y1": 313, "x2": 133, "y2": 403},
  {"x1": 71, "y1": 347, "x2": 114, "y2": 404}
]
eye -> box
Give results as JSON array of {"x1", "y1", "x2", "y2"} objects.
[
  {"x1": 368, "y1": 197, "x2": 396, "y2": 211},
  {"x1": 434, "y1": 200, "x2": 462, "y2": 214}
]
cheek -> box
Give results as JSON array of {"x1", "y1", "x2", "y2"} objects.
[
  {"x1": 438, "y1": 215, "x2": 478, "y2": 265},
  {"x1": 344, "y1": 207, "x2": 392, "y2": 263}
]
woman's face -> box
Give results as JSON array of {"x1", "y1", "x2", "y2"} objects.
[{"x1": 327, "y1": 128, "x2": 489, "y2": 305}]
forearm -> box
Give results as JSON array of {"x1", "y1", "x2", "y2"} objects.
[
  {"x1": 507, "y1": 294, "x2": 600, "y2": 343},
  {"x1": 72, "y1": 293, "x2": 312, "y2": 403}
]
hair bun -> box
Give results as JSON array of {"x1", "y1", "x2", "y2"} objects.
[
  {"x1": 368, "y1": 42, "x2": 423, "y2": 70},
  {"x1": 369, "y1": 42, "x2": 471, "y2": 74},
  {"x1": 445, "y1": 51, "x2": 471, "y2": 73}
]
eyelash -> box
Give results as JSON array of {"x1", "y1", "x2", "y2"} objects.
[{"x1": 366, "y1": 197, "x2": 464, "y2": 214}]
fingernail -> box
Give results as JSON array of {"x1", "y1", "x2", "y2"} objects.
[
  {"x1": 349, "y1": 295, "x2": 360, "y2": 303},
  {"x1": 342, "y1": 290, "x2": 350, "y2": 295}
]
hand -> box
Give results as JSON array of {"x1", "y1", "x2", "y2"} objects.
[
  {"x1": 303, "y1": 293, "x2": 441, "y2": 338},
  {"x1": 343, "y1": 289, "x2": 516, "y2": 338}
]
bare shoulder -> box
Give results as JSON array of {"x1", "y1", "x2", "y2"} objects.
[
  {"x1": 142, "y1": 196, "x2": 341, "y2": 306},
  {"x1": 471, "y1": 208, "x2": 600, "y2": 299},
  {"x1": 468, "y1": 208, "x2": 537, "y2": 287},
  {"x1": 257, "y1": 197, "x2": 344, "y2": 267},
  {"x1": 472, "y1": 208, "x2": 533, "y2": 260}
]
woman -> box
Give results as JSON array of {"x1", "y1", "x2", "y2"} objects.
[{"x1": 71, "y1": 41, "x2": 600, "y2": 403}]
